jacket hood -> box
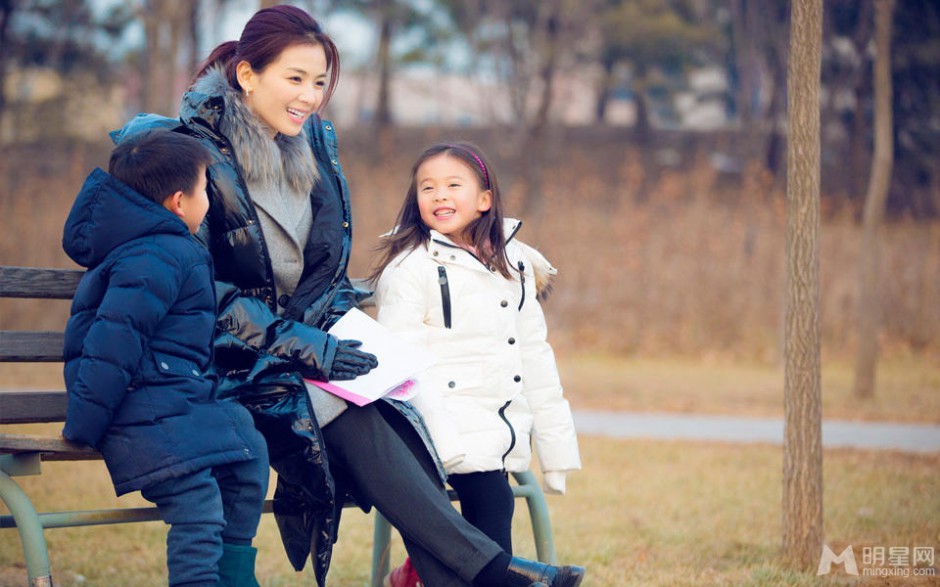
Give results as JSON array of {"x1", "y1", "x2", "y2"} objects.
[
  {"x1": 504, "y1": 219, "x2": 558, "y2": 296},
  {"x1": 427, "y1": 217, "x2": 558, "y2": 296},
  {"x1": 185, "y1": 66, "x2": 319, "y2": 196},
  {"x1": 62, "y1": 168, "x2": 189, "y2": 268}
]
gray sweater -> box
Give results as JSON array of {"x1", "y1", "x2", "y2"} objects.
[{"x1": 246, "y1": 164, "x2": 348, "y2": 427}]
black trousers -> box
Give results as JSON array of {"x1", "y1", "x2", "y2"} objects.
[
  {"x1": 322, "y1": 402, "x2": 503, "y2": 587},
  {"x1": 448, "y1": 471, "x2": 516, "y2": 554}
]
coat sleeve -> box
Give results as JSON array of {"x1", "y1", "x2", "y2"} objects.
[
  {"x1": 516, "y1": 259, "x2": 582, "y2": 484},
  {"x1": 309, "y1": 274, "x2": 362, "y2": 331},
  {"x1": 213, "y1": 281, "x2": 338, "y2": 382},
  {"x1": 62, "y1": 249, "x2": 183, "y2": 448},
  {"x1": 375, "y1": 257, "x2": 467, "y2": 470},
  {"x1": 195, "y1": 215, "x2": 339, "y2": 383}
]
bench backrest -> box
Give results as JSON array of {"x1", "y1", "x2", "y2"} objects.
[
  {"x1": 0, "y1": 267, "x2": 82, "y2": 426},
  {"x1": 0, "y1": 265, "x2": 372, "y2": 426}
]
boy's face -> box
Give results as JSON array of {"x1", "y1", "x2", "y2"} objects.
[{"x1": 181, "y1": 168, "x2": 210, "y2": 235}]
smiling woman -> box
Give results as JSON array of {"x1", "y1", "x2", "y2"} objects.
[{"x1": 236, "y1": 44, "x2": 328, "y2": 137}]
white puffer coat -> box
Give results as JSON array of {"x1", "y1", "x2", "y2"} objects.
[{"x1": 375, "y1": 220, "x2": 581, "y2": 492}]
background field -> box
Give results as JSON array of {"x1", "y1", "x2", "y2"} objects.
[
  {"x1": 2, "y1": 130, "x2": 939, "y2": 586},
  {"x1": 1, "y1": 430, "x2": 938, "y2": 586}
]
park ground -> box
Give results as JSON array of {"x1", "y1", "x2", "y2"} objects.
[{"x1": 1, "y1": 354, "x2": 938, "y2": 586}]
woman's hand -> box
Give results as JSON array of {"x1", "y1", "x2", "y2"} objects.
[{"x1": 327, "y1": 339, "x2": 378, "y2": 380}]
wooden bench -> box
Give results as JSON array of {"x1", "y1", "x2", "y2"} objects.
[{"x1": 0, "y1": 265, "x2": 557, "y2": 587}]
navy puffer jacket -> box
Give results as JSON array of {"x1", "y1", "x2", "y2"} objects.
[{"x1": 61, "y1": 169, "x2": 262, "y2": 496}]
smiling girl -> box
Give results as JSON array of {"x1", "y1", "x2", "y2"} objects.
[{"x1": 372, "y1": 142, "x2": 582, "y2": 587}]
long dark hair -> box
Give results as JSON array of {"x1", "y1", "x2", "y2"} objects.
[
  {"x1": 192, "y1": 5, "x2": 340, "y2": 112},
  {"x1": 370, "y1": 142, "x2": 512, "y2": 282}
]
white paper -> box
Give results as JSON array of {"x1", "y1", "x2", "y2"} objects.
[{"x1": 305, "y1": 308, "x2": 435, "y2": 406}]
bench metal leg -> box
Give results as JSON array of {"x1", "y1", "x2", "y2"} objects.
[
  {"x1": 370, "y1": 512, "x2": 392, "y2": 587},
  {"x1": 510, "y1": 470, "x2": 557, "y2": 564},
  {"x1": 0, "y1": 466, "x2": 55, "y2": 586}
]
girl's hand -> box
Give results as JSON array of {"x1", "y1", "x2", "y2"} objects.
[{"x1": 542, "y1": 471, "x2": 568, "y2": 495}]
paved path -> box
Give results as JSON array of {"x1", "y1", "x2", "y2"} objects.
[{"x1": 573, "y1": 410, "x2": 940, "y2": 453}]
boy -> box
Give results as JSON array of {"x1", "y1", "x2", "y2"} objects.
[{"x1": 61, "y1": 129, "x2": 269, "y2": 587}]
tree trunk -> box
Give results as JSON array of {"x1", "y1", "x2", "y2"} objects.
[
  {"x1": 847, "y1": 0, "x2": 874, "y2": 198},
  {"x1": 518, "y1": 0, "x2": 562, "y2": 219},
  {"x1": 853, "y1": 0, "x2": 896, "y2": 399},
  {"x1": 0, "y1": 0, "x2": 11, "y2": 186},
  {"x1": 782, "y1": 0, "x2": 824, "y2": 573},
  {"x1": 0, "y1": 0, "x2": 13, "y2": 138},
  {"x1": 374, "y1": 0, "x2": 394, "y2": 131},
  {"x1": 143, "y1": 1, "x2": 190, "y2": 116},
  {"x1": 595, "y1": 57, "x2": 615, "y2": 124},
  {"x1": 632, "y1": 75, "x2": 651, "y2": 145}
]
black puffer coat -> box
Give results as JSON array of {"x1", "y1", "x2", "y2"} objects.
[{"x1": 111, "y1": 72, "x2": 443, "y2": 586}]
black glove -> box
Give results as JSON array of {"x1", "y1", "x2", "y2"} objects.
[{"x1": 328, "y1": 339, "x2": 379, "y2": 381}]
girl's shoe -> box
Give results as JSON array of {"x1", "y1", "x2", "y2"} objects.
[
  {"x1": 383, "y1": 557, "x2": 423, "y2": 587},
  {"x1": 503, "y1": 556, "x2": 585, "y2": 587}
]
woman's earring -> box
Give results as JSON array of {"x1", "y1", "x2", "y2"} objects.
[{"x1": 244, "y1": 87, "x2": 253, "y2": 97}]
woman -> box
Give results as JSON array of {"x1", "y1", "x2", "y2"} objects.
[{"x1": 112, "y1": 6, "x2": 585, "y2": 587}]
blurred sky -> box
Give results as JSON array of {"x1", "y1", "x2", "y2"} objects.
[{"x1": 91, "y1": 0, "x2": 377, "y2": 68}]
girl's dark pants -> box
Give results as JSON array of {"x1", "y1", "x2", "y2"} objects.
[
  {"x1": 323, "y1": 402, "x2": 504, "y2": 587},
  {"x1": 448, "y1": 470, "x2": 516, "y2": 554}
]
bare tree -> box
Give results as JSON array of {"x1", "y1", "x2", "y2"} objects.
[
  {"x1": 853, "y1": 0, "x2": 896, "y2": 399},
  {"x1": 512, "y1": 0, "x2": 564, "y2": 218},
  {"x1": 729, "y1": 1, "x2": 790, "y2": 179},
  {"x1": 437, "y1": 0, "x2": 571, "y2": 217},
  {"x1": 0, "y1": 0, "x2": 13, "y2": 135},
  {"x1": 782, "y1": 0, "x2": 823, "y2": 572},
  {"x1": 595, "y1": 0, "x2": 718, "y2": 140},
  {"x1": 142, "y1": 1, "x2": 193, "y2": 115}
]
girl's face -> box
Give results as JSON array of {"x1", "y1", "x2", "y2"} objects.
[
  {"x1": 415, "y1": 153, "x2": 492, "y2": 247},
  {"x1": 237, "y1": 43, "x2": 328, "y2": 138}
]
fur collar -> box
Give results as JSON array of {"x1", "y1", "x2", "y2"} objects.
[{"x1": 190, "y1": 66, "x2": 319, "y2": 196}]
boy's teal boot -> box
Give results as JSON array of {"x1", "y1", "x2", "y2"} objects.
[{"x1": 217, "y1": 543, "x2": 261, "y2": 587}]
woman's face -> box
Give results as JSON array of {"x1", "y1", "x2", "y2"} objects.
[{"x1": 237, "y1": 43, "x2": 328, "y2": 138}]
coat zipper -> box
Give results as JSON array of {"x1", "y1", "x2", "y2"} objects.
[
  {"x1": 517, "y1": 261, "x2": 526, "y2": 311},
  {"x1": 498, "y1": 400, "x2": 516, "y2": 468},
  {"x1": 438, "y1": 266, "x2": 452, "y2": 329}
]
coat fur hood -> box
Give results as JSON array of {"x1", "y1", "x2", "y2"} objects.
[
  {"x1": 505, "y1": 219, "x2": 557, "y2": 298},
  {"x1": 189, "y1": 66, "x2": 319, "y2": 197}
]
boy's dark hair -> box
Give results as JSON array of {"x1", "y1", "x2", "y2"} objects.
[{"x1": 109, "y1": 130, "x2": 212, "y2": 205}]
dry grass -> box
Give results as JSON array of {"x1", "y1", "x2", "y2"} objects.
[
  {"x1": 3, "y1": 135, "x2": 940, "y2": 362},
  {"x1": 2, "y1": 133, "x2": 939, "y2": 585},
  {"x1": 6, "y1": 353, "x2": 939, "y2": 424},
  {"x1": 557, "y1": 353, "x2": 940, "y2": 423},
  {"x1": 1, "y1": 434, "x2": 938, "y2": 586}
]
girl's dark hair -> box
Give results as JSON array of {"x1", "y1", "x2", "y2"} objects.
[
  {"x1": 370, "y1": 142, "x2": 512, "y2": 282},
  {"x1": 192, "y1": 5, "x2": 340, "y2": 112},
  {"x1": 109, "y1": 130, "x2": 211, "y2": 204}
]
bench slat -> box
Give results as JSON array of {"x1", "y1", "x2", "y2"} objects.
[
  {"x1": 0, "y1": 433, "x2": 97, "y2": 458},
  {"x1": 0, "y1": 267, "x2": 83, "y2": 299},
  {"x1": 0, "y1": 331, "x2": 65, "y2": 362},
  {"x1": 0, "y1": 391, "x2": 68, "y2": 424}
]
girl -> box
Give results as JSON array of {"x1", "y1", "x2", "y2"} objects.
[
  {"x1": 372, "y1": 142, "x2": 582, "y2": 585},
  {"x1": 111, "y1": 6, "x2": 585, "y2": 587}
]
